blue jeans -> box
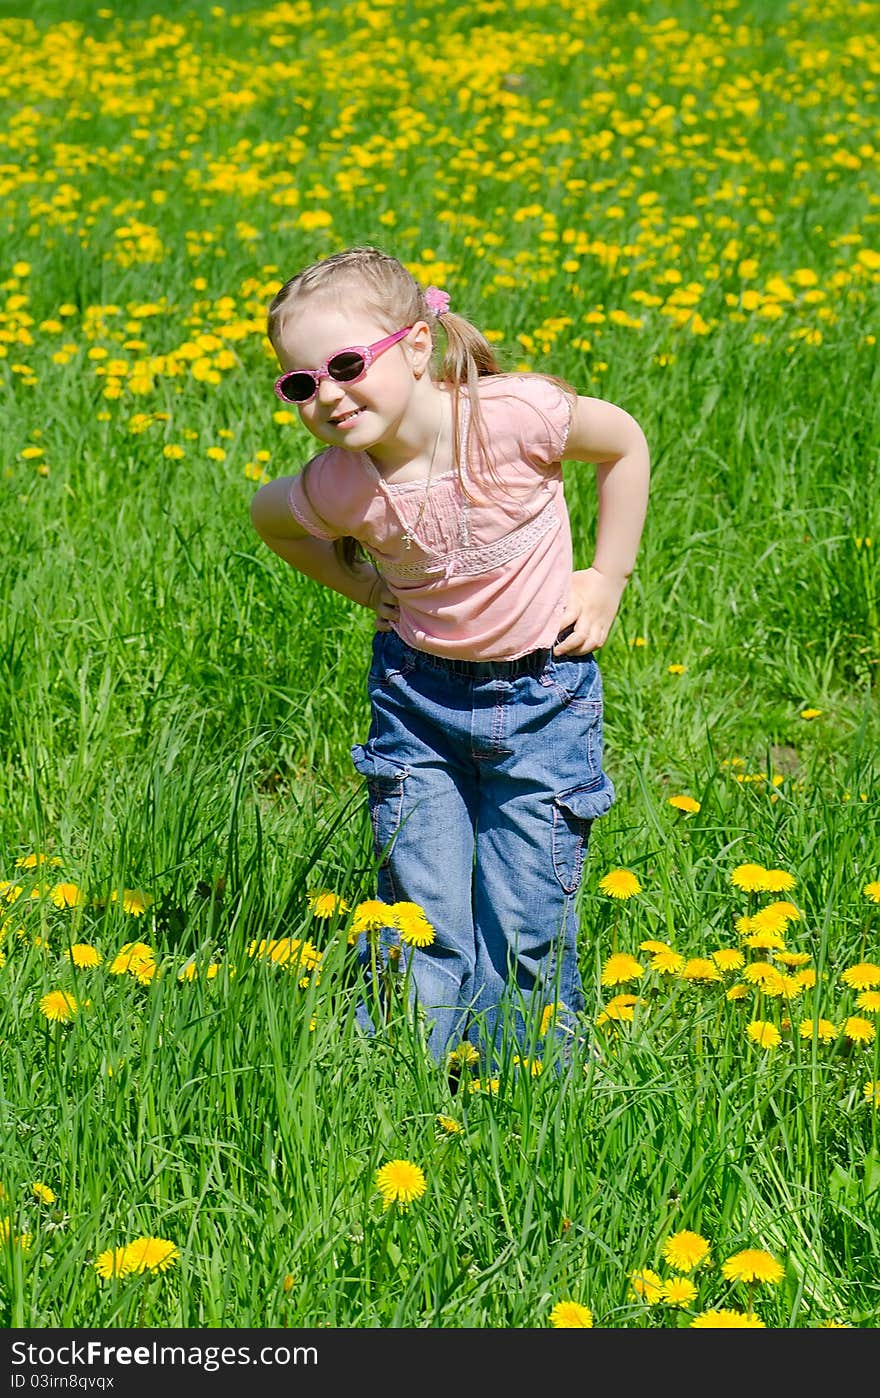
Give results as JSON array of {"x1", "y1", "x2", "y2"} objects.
[{"x1": 351, "y1": 629, "x2": 614, "y2": 1062}]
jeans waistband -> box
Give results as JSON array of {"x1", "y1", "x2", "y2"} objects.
[{"x1": 390, "y1": 632, "x2": 553, "y2": 679}]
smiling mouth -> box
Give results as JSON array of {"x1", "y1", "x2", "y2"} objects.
[{"x1": 329, "y1": 407, "x2": 364, "y2": 425}]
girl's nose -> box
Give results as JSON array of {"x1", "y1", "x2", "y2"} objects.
[{"x1": 315, "y1": 372, "x2": 343, "y2": 404}]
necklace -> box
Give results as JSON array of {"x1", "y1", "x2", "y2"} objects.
[{"x1": 401, "y1": 404, "x2": 444, "y2": 551}]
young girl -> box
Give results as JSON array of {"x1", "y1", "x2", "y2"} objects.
[{"x1": 250, "y1": 246, "x2": 650, "y2": 1064}]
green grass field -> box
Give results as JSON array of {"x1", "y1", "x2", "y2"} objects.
[{"x1": 1, "y1": 0, "x2": 878, "y2": 1328}]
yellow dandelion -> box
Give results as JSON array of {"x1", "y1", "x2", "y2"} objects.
[
  {"x1": 447, "y1": 1041, "x2": 480, "y2": 1069},
  {"x1": 110, "y1": 889, "x2": 153, "y2": 916},
  {"x1": 122, "y1": 1236, "x2": 179, "y2": 1274},
  {"x1": 50, "y1": 882, "x2": 85, "y2": 909},
  {"x1": 856, "y1": 990, "x2": 880, "y2": 1013},
  {"x1": 681, "y1": 958, "x2": 722, "y2": 983},
  {"x1": 734, "y1": 914, "x2": 753, "y2": 937},
  {"x1": 747, "y1": 1020, "x2": 782, "y2": 1049},
  {"x1": 350, "y1": 899, "x2": 394, "y2": 934},
  {"x1": 726, "y1": 984, "x2": 749, "y2": 1001},
  {"x1": 596, "y1": 993, "x2": 643, "y2": 1025},
  {"x1": 374, "y1": 1159, "x2": 427, "y2": 1209},
  {"x1": 841, "y1": 962, "x2": 880, "y2": 990},
  {"x1": 775, "y1": 951, "x2": 811, "y2": 968},
  {"x1": 64, "y1": 943, "x2": 102, "y2": 968},
  {"x1": 0, "y1": 881, "x2": 24, "y2": 903},
  {"x1": 539, "y1": 1002, "x2": 564, "y2": 1036},
  {"x1": 549, "y1": 1299, "x2": 593, "y2": 1327},
  {"x1": 0, "y1": 1219, "x2": 31, "y2": 1251},
  {"x1": 39, "y1": 990, "x2": 78, "y2": 1023},
  {"x1": 15, "y1": 853, "x2": 63, "y2": 870},
  {"x1": 667, "y1": 663, "x2": 686, "y2": 675},
  {"x1": 691, "y1": 1309, "x2": 766, "y2": 1327},
  {"x1": 863, "y1": 880, "x2": 880, "y2": 904},
  {"x1": 94, "y1": 1247, "x2": 132, "y2": 1280},
  {"x1": 512, "y1": 1055, "x2": 544, "y2": 1075},
  {"x1": 31, "y1": 1182, "x2": 56, "y2": 1205},
  {"x1": 629, "y1": 1268, "x2": 664, "y2": 1305},
  {"x1": 601, "y1": 953, "x2": 645, "y2": 986},
  {"x1": 650, "y1": 949, "x2": 685, "y2": 975},
  {"x1": 798, "y1": 1018, "x2": 837, "y2": 1043},
  {"x1": 640, "y1": 939, "x2": 672, "y2": 954},
  {"x1": 862, "y1": 1081, "x2": 880, "y2": 1108},
  {"x1": 762, "y1": 869, "x2": 796, "y2": 892},
  {"x1": 109, "y1": 942, "x2": 155, "y2": 975},
  {"x1": 800, "y1": 708, "x2": 822, "y2": 720},
  {"x1": 436, "y1": 1115, "x2": 463, "y2": 1136},
  {"x1": 392, "y1": 902, "x2": 436, "y2": 948},
  {"x1": 843, "y1": 1016, "x2": 876, "y2": 1045},
  {"x1": 794, "y1": 967, "x2": 817, "y2": 989},
  {"x1": 730, "y1": 863, "x2": 768, "y2": 892},
  {"x1": 305, "y1": 888, "x2": 350, "y2": 919},
  {"x1": 467, "y1": 1077, "x2": 500, "y2": 1095},
  {"x1": 712, "y1": 948, "x2": 745, "y2": 972},
  {"x1": 721, "y1": 1248, "x2": 784, "y2": 1284},
  {"x1": 750, "y1": 903, "x2": 799, "y2": 935},
  {"x1": 668, "y1": 794, "x2": 700, "y2": 813},
  {"x1": 662, "y1": 1229, "x2": 710, "y2": 1273},
  {"x1": 662, "y1": 1277, "x2": 698, "y2": 1307},
  {"x1": 597, "y1": 869, "x2": 642, "y2": 899}
]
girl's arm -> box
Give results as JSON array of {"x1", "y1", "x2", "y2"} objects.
[
  {"x1": 249, "y1": 476, "x2": 386, "y2": 612},
  {"x1": 555, "y1": 395, "x2": 651, "y2": 656}
]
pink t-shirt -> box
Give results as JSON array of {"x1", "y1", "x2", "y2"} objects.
[{"x1": 287, "y1": 374, "x2": 574, "y2": 660}]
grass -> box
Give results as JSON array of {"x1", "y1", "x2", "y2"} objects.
[{"x1": 0, "y1": 0, "x2": 878, "y2": 1329}]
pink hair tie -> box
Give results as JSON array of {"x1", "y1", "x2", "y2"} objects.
[{"x1": 424, "y1": 285, "x2": 451, "y2": 316}]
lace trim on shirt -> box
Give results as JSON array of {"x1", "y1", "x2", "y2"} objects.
[{"x1": 378, "y1": 497, "x2": 560, "y2": 580}]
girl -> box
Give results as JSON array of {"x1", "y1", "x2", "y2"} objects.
[{"x1": 250, "y1": 246, "x2": 650, "y2": 1064}]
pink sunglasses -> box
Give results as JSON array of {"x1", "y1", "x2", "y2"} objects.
[{"x1": 274, "y1": 325, "x2": 413, "y2": 404}]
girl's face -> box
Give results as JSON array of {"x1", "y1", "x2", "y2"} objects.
[{"x1": 275, "y1": 299, "x2": 433, "y2": 460}]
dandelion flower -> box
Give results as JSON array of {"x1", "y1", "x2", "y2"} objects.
[
  {"x1": 800, "y1": 708, "x2": 822, "y2": 720},
  {"x1": 467, "y1": 1077, "x2": 500, "y2": 1095},
  {"x1": 50, "y1": 882, "x2": 85, "y2": 909},
  {"x1": 711, "y1": 948, "x2": 745, "y2": 972},
  {"x1": 31, "y1": 1182, "x2": 56, "y2": 1205},
  {"x1": 747, "y1": 1020, "x2": 781, "y2": 1049},
  {"x1": 109, "y1": 942, "x2": 155, "y2": 975},
  {"x1": 113, "y1": 889, "x2": 153, "y2": 916},
  {"x1": 730, "y1": 863, "x2": 768, "y2": 892},
  {"x1": 762, "y1": 869, "x2": 796, "y2": 892},
  {"x1": 597, "y1": 869, "x2": 642, "y2": 899},
  {"x1": 436, "y1": 1115, "x2": 463, "y2": 1136},
  {"x1": 722, "y1": 1248, "x2": 784, "y2": 1284},
  {"x1": 726, "y1": 984, "x2": 749, "y2": 1001},
  {"x1": 691, "y1": 1308, "x2": 766, "y2": 1327},
  {"x1": 392, "y1": 902, "x2": 436, "y2": 948},
  {"x1": 681, "y1": 957, "x2": 722, "y2": 983},
  {"x1": 662, "y1": 1277, "x2": 698, "y2": 1307},
  {"x1": 596, "y1": 993, "x2": 643, "y2": 1024},
  {"x1": 39, "y1": 990, "x2": 78, "y2": 1023},
  {"x1": 447, "y1": 1041, "x2": 480, "y2": 1069},
  {"x1": 856, "y1": 990, "x2": 880, "y2": 1013},
  {"x1": 601, "y1": 952, "x2": 645, "y2": 986},
  {"x1": 662, "y1": 1229, "x2": 710, "y2": 1272},
  {"x1": 775, "y1": 951, "x2": 811, "y2": 968},
  {"x1": 629, "y1": 1268, "x2": 664, "y2": 1305},
  {"x1": 798, "y1": 1018, "x2": 837, "y2": 1043},
  {"x1": 539, "y1": 1002, "x2": 564, "y2": 1036},
  {"x1": 744, "y1": 929, "x2": 787, "y2": 952},
  {"x1": 306, "y1": 888, "x2": 349, "y2": 919},
  {"x1": 64, "y1": 943, "x2": 102, "y2": 968},
  {"x1": 667, "y1": 663, "x2": 686, "y2": 674},
  {"x1": 750, "y1": 903, "x2": 799, "y2": 935},
  {"x1": 842, "y1": 1016, "x2": 876, "y2": 1046},
  {"x1": 122, "y1": 1236, "x2": 179, "y2": 1274},
  {"x1": 640, "y1": 939, "x2": 672, "y2": 954},
  {"x1": 863, "y1": 1081, "x2": 880, "y2": 1108},
  {"x1": 840, "y1": 962, "x2": 880, "y2": 990},
  {"x1": 863, "y1": 880, "x2": 880, "y2": 904},
  {"x1": 16, "y1": 853, "x2": 63, "y2": 870},
  {"x1": 549, "y1": 1300, "x2": 593, "y2": 1327},
  {"x1": 351, "y1": 899, "x2": 394, "y2": 934},
  {"x1": 374, "y1": 1159, "x2": 427, "y2": 1209},
  {"x1": 0, "y1": 1219, "x2": 31, "y2": 1250},
  {"x1": 668, "y1": 794, "x2": 700, "y2": 813},
  {"x1": 94, "y1": 1247, "x2": 132, "y2": 1280},
  {"x1": 650, "y1": 949, "x2": 684, "y2": 975}
]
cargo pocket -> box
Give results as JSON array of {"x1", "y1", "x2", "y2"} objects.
[
  {"x1": 351, "y1": 745, "x2": 409, "y2": 869},
  {"x1": 551, "y1": 775, "x2": 615, "y2": 893}
]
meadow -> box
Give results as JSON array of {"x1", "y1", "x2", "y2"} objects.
[{"x1": 1, "y1": 0, "x2": 878, "y2": 1329}]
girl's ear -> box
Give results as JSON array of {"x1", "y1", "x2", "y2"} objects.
[{"x1": 407, "y1": 320, "x2": 434, "y2": 377}]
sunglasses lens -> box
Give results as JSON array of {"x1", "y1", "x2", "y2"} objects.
[
  {"x1": 278, "y1": 372, "x2": 316, "y2": 403},
  {"x1": 328, "y1": 350, "x2": 366, "y2": 383}
]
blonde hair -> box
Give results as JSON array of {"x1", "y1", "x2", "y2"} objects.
[{"x1": 268, "y1": 246, "x2": 572, "y2": 569}]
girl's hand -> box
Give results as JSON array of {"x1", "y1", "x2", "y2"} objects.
[
  {"x1": 365, "y1": 570, "x2": 400, "y2": 632},
  {"x1": 555, "y1": 567, "x2": 626, "y2": 656}
]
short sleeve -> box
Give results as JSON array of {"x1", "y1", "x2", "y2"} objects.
[
  {"x1": 517, "y1": 376, "x2": 573, "y2": 469},
  {"x1": 286, "y1": 452, "x2": 344, "y2": 541}
]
